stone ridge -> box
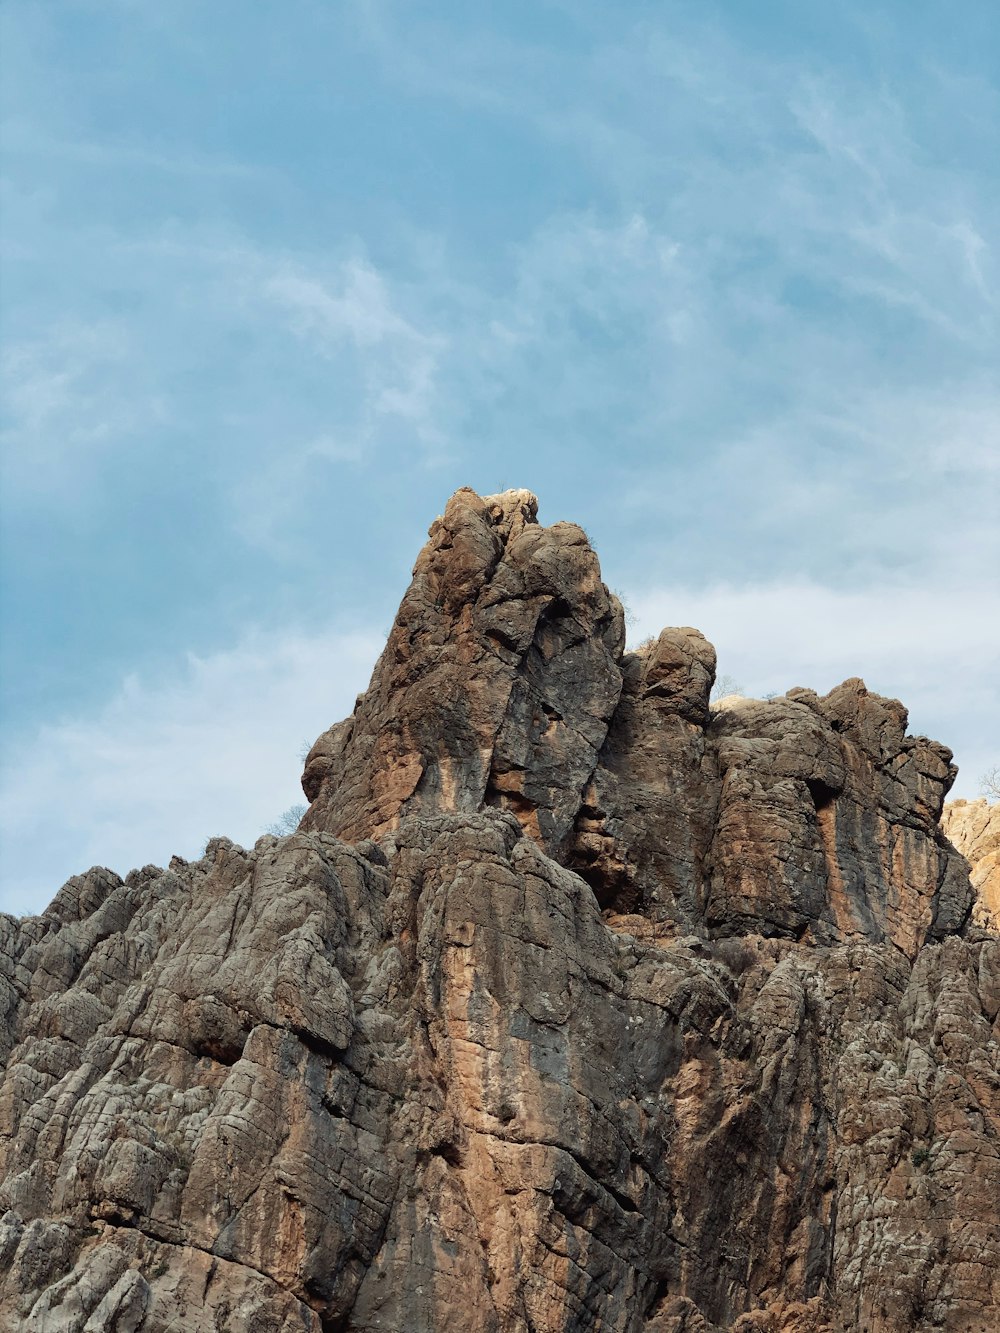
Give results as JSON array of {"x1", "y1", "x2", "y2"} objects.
[
  {"x1": 303, "y1": 486, "x2": 972, "y2": 958},
  {"x1": 0, "y1": 487, "x2": 997, "y2": 1333}
]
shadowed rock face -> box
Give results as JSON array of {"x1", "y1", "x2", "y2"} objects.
[{"x1": 1, "y1": 488, "x2": 997, "y2": 1333}]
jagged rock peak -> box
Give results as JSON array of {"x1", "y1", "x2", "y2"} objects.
[
  {"x1": 301, "y1": 487, "x2": 973, "y2": 958},
  {"x1": 301, "y1": 486, "x2": 628, "y2": 851}
]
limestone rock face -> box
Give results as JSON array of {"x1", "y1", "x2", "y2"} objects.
[
  {"x1": 943, "y1": 798, "x2": 1000, "y2": 932},
  {"x1": 2, "y1": 489, "x2": 997, "y2": 1333}
]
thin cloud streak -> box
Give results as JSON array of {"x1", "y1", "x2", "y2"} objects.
[{"x1": 1, "y1": 117, "x2": 265, "y2": 179}]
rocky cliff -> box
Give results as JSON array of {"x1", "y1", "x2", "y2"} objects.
[
  {"x1": 942, "y1": 801, "x2": 999, "y2": 935},
  {"x1": 2, "y1": 488, "x2": 997, "y2": 1333}
]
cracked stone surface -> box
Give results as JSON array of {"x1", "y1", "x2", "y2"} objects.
[
  {"x1": 2, "y1": 488, "x2": 997, "y2": 1332},
  {"x1": 942, "y1": 800, "x2": 999, "y2": 934}
]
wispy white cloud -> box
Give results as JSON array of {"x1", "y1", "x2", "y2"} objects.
[
  {"x1": 349, "y1": 6, "x2": 998, "y2": 343},
  {"x1": 266, "y1": 260, "x2": 420, "y2": 347},
  {"x1": 0, "y1": 222, "x2": 453, "y2": 531},
  {"x1": 0, "y1": 623, "x2": 383, "y2": 917},
  {"x1": 265, "y1": 258, "x2": 449, "y2": 448},
  {"x1": 0, "y1": 319, "x2": 168, "y2": 494}
]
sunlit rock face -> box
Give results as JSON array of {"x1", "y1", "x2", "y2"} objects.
[
  {"x1": 2, "y1": 488, "x2": 997, "y2": 1333},
  {"x1": 943, "y1": 798, "x2": 1000, "y2": 933}
]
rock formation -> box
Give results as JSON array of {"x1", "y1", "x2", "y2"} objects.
[
  {"x1": 2, "y1": 487, "x2": 997, "y2": 1332},
  {"x1": 942, "y1": 799, "x2": 1000, "y2": 935}
]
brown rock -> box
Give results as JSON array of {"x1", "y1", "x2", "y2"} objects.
[
  {"x1": 943, "y1": 798, "x2": 1000, "y2": 932},
  {"x1": 1, "y1": 489, "x2": 996, "y2": 1332},
  {"x1": 302, "y1": 487, "x2": 626, "y2": 855}
]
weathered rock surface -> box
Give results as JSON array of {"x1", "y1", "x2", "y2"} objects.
[
  {"x1": 942, "y1": 799, "x2": 1000, "y2": 933},
  {"x1": 302, "y1": 487, "x2": 626, "y2": 853},
  {"x1": 2, "y1": 488, "x2": 997, "y2": 1332}
]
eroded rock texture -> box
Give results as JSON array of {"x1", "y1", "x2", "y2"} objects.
[
  {"x1": 942, "y1": 800, "x2": 1000, "y2": 933},
  {"x1": 2, "y1": 488, "x2": 997, "y2": 1332}
]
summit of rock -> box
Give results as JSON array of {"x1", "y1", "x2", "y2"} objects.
[
  {"x1": 1, "y1": 487, "x2": 997, "y2": 1333},
  {"x1": 303, "y1": 488, "x2": 972, "y2": 957},
  {"x1": 302, "y1": 485, "x2": 626, "y2": 854}
]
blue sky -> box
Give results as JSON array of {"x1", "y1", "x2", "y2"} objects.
[{"x1": 2, "y1": 0, "x2": 998, "y2": 915}]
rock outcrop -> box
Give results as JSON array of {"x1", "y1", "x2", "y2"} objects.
[
  {"x1": 942, "y1": 799, "x2": 1000, "y2": 933},
  {"x1": 2, "y1": 488, "x2": 997, "y2": 1332}
]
